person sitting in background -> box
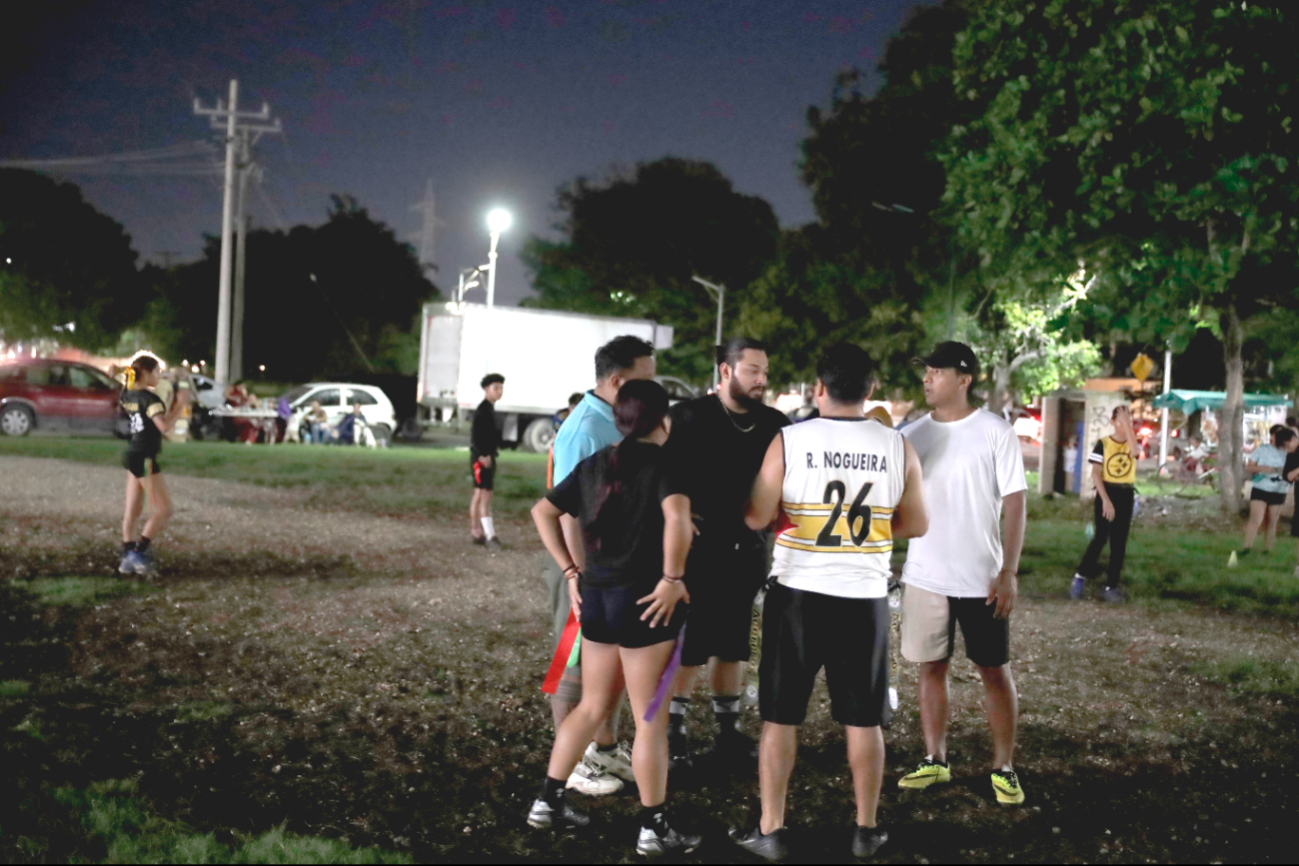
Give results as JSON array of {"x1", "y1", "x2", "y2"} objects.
[
  {"x1": 224, "y1": 381, "x2": 260, "y2": 445},
  {"x1": 305, "y1": 400, "x2": 329, "y2": 444},
  {"x1": 333, "y1": 402, "x2": 363, "y2": 445}
]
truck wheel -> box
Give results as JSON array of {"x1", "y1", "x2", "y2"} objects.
[
  {"x1": 522, "y1": 418, "x2": 556, "y2": 453},
  {"x1": 1, "y1": 404, "x2": 34, "y2": 436}
]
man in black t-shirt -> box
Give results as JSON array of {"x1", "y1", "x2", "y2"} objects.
[
  {"x1": 470, "y1": 373, "x2": 504, "y2": 548},
  {"x1": 663, "y1": 337, "x2": 790, "y2": 767}
]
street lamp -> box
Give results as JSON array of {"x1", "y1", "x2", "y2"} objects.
[
  {"x1": 457, "y1": 267, "x2": 484, "y2": 305},
  {"x1": 485, "y1": 208, "x2": 512, "y2": 308},
  {"x1": 691, "y1": 275, "x2": 726, "y2": 390}
]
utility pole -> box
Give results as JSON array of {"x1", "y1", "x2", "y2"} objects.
[
  {"x1": 231, "y1": 145, "x2": 253, "y2": 382},
  {"x1": 194, "y1": 80, "x2": 280, "y2": 384},
  {"x1": 409, "y1": 178, "x2": 445, "y2": 274}
]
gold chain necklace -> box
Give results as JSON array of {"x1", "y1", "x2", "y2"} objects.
[{"x1": 719, "y1": 397, "x2": 757, "y2": 433}]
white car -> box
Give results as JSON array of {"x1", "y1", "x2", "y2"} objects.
[
  {"x1": 280, "y1": 382, "x2": 398, "y2": 446},
  {"x1": 188, "y1": 374, "x2": 229, "y2": 411}
]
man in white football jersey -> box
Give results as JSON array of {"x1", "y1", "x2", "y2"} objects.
[
  {"x1": 730, "y1": 344, "x2": 928, "y2": 863},
  {"x1": 897, "y1": 341, "x2": 1028, "y2": 806}
]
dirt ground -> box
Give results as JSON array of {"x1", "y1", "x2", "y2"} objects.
[{"x1": 3, "y1": 454, "x2": 1296, "y2": 864}]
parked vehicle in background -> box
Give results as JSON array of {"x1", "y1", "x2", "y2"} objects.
[
  {"x1": 189, "y1": 374, "x2": 228, "y2": 410},
  {"x1": 656, "y1": 376, "x2": 697, "y2": 405},
  {"x1": 0, "y1": 359, "x2": 122, "y2": 436},
  {"x1": 417, "y1": 302, "x2": 674, "y2": 453},
  {"x1": 279, "y1": 382, "x2": 398, "y2": 447}
]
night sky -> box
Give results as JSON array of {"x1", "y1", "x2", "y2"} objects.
[{"x1": 2, "y1": 0, "x2": 932, "y2": 306}]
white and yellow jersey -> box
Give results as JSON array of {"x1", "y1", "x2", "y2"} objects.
[{"x1": 772, "y1": 417, "x2": 907, "y2": 599}]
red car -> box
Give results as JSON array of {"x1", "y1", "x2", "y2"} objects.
[{"x1": 0, "y1": 359, "x2": 123, "y2": 436}]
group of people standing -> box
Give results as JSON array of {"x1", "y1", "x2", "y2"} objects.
[{"x1": 520, "y1": 335, "x2": 1028, "y2": 860}]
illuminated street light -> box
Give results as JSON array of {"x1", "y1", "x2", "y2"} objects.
[{"x1": 484, "y1": 208, "x2": 512, "y2": 307}]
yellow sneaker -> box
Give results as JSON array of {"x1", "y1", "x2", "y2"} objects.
[
  {"x1": 898, "y1": 757, "x2": 951, "y2": 790},
  {"x1": 991, "y1": 767, "x2": 1025, "y2": 805}
]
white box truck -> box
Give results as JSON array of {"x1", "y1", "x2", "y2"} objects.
[{"x1": 417, "y1": 302, "x2": 674, "y2": 452}]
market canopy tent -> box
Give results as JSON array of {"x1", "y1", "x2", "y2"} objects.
[{"x1": 1151, "y1": 390, "x2": 1291, "y2": 414}]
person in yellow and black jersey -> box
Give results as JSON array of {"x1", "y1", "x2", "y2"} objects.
[
  {"x1": 1072, "y1": 405, "x2": 1137, "y2": 603},
  {"x1": 119, "y1": 355, "x2": 189, "y2": 576},
  {"x1": 730, "y1": 343, "x2": 927, "y2": 863}
]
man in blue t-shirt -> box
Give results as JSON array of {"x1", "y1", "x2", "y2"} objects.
[{"x1": 545, "y1": 335, "x2": 657, "y2": 796}]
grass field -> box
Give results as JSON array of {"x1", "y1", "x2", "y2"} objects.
[
  {"x1": 3, "y1": 437, "x2": 1298, "y2": 863},
  {"x1": 0, "y1": 436, "x2": 549, "y2": 520}
]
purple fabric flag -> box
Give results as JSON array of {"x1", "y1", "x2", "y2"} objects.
[{"x1": 643, "y1": 622, "x2": 686, "y2": 722}]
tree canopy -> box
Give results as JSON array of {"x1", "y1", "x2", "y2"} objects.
[
  {"x1": 0, "y1": 169, "x2": 144, "y2": 349},
  {"x1": 521, "y1": 157, "x2": 779, "y2": 384},
  {"x1": 944, "y1": 0, "x2": 1299, "y2": 509},
  {"x1": 138, "y1": 196, "x2": 437, "y2": 382}
]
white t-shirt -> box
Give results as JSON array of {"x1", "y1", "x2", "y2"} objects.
[{"x1": 901, "y1": 408, "x2": 1027, "y2": 598}]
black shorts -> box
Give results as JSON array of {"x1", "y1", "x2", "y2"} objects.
[
  {"x1": 1250, "y1": 487, "x2": 1286, "y2": 507},
  {"x1": 759, "y1": 584, "x2": 892, "y2": 729},
  {"x1": 472, "y1": 459, "x2": 495, "y2": 491},
  {"x1": 579, "y1": 583, "x2": 686, "y2": 649},
  {"x1": 680, "y1": 539, "x2": 767, "y2": 667},
  {"x1": 123, "y1": 451, "x2": 161, "y2": 478}
]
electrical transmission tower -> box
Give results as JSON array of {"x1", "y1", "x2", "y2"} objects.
[
  {"x1": 194, "y1": 80, "x2": 280, "y2": 384},
  {"x1": 409, "y1": 178, "x2": 445, "y2": 275}
]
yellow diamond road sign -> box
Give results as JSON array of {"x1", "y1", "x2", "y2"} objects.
[{"x1": 1130, "y1": 352, "x2": 1155, "y2": 381}]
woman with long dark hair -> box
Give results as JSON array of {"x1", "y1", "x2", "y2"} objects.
[
  {"x1": 119, "y1": 355, "x2": 189, "y2": 575},
  {"x1": 527, "y1": 379, "x2": 698, "y2": 857}
]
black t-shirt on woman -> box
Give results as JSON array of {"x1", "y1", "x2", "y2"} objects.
[
  {"x1": 121, "y1": 388, "x2": 165, "y2": 456},
  {"x1": 545, "y1": 440, "x2": 686, "y2": 592}
]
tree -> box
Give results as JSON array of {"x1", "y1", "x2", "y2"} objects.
[
  {"x1": 0, "y1": 169, "x2": 145, "y2": 348},
  {"x1": 751, "y1": 1, "x2": 978, "y2": 395},
  {"x1": 134, "y1": 196, "x2": 437, "y2": 382},
  {"x1": 943, "y1": 0, "x2": 1299, "y2": 511},
  {"x1": 521, "y1": 158, "x2": 779, "y2": 384},
  {"x1": 737, "y1": 226, "x2": 927, "y2": 391}
]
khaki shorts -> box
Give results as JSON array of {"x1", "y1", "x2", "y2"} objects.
[{"x1": 900, "y1": 584, "x2": 1010, "y2": 668}]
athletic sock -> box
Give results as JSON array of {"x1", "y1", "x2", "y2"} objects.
[
  {"x1": 668, "y1": 697, "x2": 690, "y2": 737},
  {"x1": 481, "y1": 517, "x2": 496, "y2": 541},
  {"x1": 137, "y1": 537, "x2": 152, "y2": 554},
  {"x1": 122, "y1": 541, "x2": 137, "y2": 555},
  {"x1": 539, "y1": 776, "x2": 567, "y2": 808},
  {"x1": 926, "y1": 754, "x2": 948, "y2": 767},
  {"x1": 713, "y1": 694, "x2": 741, "y2": 733},
  {"x1": 639, "y1": 804, "x2": 670, "y2": 833}
]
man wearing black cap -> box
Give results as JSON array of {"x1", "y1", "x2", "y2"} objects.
[{"x1": 897, "y1": 342, "x2": 1028, "y2": 806}]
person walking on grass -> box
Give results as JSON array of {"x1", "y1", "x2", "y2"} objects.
[
  {"x1": 897, "y1": 341, "x2": 1028, "y2": 807},
  {"x1": 470, "y1": 373, "x2": 504, "y2": 548},
  {"x1": 528, "y1": 379, "x2": 701, "y2": 858},
  {"x1": 731, "y1": 344, "x2": 927, "y2": 862},
  {"x1": 662, "y1": 336, "x2": 790, "y2": 771},
  {"x1": 119, "y1": 355, "x2": 190, "y2": 576},
  {"x1": 1072, "y1": 405, "x2": 1138, "y2": 602},
  {"x1": 1237, "y1": 425, "x2": 1298, "y2": 562},
  {"x1": 543, "y1": 335, "x2": 657, "y2": 796}
]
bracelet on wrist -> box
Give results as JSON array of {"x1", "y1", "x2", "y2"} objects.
[
  {"x1": 562, "y1": 564, "x2": 579, "y2": 576},
  {"x1": 661, "y1": 574, "x2": 683, "y2": 584},
  {"x1": 565, "y1": 571, "x2": 580, "y2": 582}
]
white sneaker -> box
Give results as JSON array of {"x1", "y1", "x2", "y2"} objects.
[
  {"x1": 586, "y1": 741, "x2": 635, "y2": 783},
  {"x1": 566, "y1": 758, "x2": 624, "y2": 795}
]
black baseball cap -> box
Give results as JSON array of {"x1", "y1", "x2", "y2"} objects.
[{"x1": 914, "y1": 341, "x2": 979, "y2": 379}]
